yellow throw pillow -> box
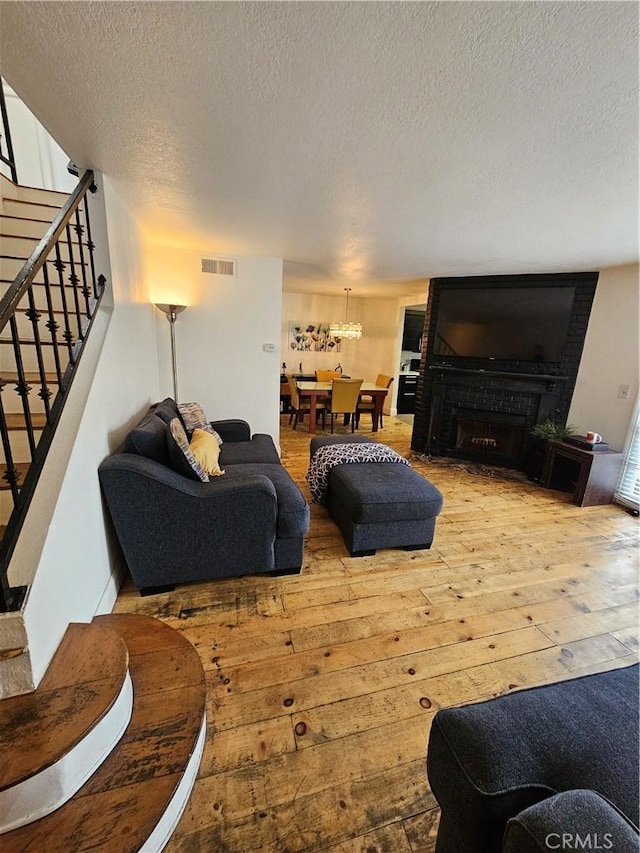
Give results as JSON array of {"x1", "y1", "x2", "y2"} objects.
[{"x1": 189, "y1": 428, "x2": 225, "y2": 476}]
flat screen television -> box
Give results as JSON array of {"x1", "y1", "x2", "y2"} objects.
[{"x1": 433, "y1": 285, "x2": 575, "y2": 363}]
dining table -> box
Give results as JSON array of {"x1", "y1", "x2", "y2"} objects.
[{"x1": 296, "y1": 381, "x2": 391, "y2": 434}]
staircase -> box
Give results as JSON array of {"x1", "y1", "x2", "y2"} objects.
[
  {"x1": 0, "y1": 177, "x2": 68, "y2": 544},
  {"x1": 0, "y1": 613, "x2": 206, "y2": 851},
  {"x1": 0, "y1": 171, "x2": 106, "y2": 613}
]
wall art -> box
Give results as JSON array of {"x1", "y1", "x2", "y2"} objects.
[{"x1": 288, "y1": 322, "x2": 342, "y2": 352}]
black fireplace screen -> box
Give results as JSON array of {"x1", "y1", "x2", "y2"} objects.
[{"x1": 453, "y1": 410, "x2": 526, "y2": 463}]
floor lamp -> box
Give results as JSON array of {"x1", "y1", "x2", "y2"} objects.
[{"x1": 155, "y1": 303, "x2": 187, "y2": 401}]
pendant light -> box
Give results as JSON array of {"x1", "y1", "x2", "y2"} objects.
[{"x1": 329, "y1": 288, "x2": 363, "y2": 339}]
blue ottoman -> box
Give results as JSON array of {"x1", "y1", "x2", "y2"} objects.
[{"x1": 309, "y1": 436, "x2": 443, "y2": 557}]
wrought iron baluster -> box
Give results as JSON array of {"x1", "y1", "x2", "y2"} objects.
[
  {"x1": 82, "y1": 195, "x2": 99, "y2": 300},
  {"x1": 9, "y1": 313, "x2": 37, "y2": 460},
  {"x1": 25, "y1": 286, "x2": 52, "y2": 421},
  {"x1": 0, "y1": 80, "x2": 17, "y2": 183},
  {"x1": 65, "y1": 223, "x2": 84, "y2": 340},
  {"x1": 74, "y1": 208, "x2": 93, "y2": 314},
  {"x1": 41, "y1": 261, "x2": 64, "y2": 387},
  {"x1": 0, "y1": 384, "x2": 20, "y2": 508},
  {"x1": 53, "y1": 241, "x2": 75, "y2": 361}
]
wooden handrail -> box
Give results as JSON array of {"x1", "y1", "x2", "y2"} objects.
[{"x1": 0, "y1": 170, "x2": 96, "y2": 333}]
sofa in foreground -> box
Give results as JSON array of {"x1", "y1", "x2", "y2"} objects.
[
  {"x1": 427, "y1": 663, "x2": 639, "y2": 853},
  {"x1": 99, "y1": 398, "x2": 309, "y2": 593}
]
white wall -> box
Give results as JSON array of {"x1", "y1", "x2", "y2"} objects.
[
  {"x1": 146, "y1": 246, "x2": 283, "y2": 440},
  {"x1": 1, "y1": 82, "x2": 76, "y2": 193},
  {"x1": 568, "y1": 264, "x2": 639, "y2": 451},
  {"x1": 281, "y1": 292, "x2": 405, "y2": 414},
  {"x1": 22, "y1": 179, "x2": 160, "y2": 685}
]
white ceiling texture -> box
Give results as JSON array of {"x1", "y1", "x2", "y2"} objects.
[{"x1": 0, "y1": 2, "x2": 637, "y2": 298}]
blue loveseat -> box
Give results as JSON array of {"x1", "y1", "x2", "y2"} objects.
[{"x1": 99, "y1": 398, "x2": 309, "y2": 593}]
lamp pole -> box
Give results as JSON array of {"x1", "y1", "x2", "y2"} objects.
[{"x1": 154, "y1": 304, "x2": 187, "y2": 401}]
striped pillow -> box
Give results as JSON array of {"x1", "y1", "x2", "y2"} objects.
[
  {"x1": 178, "y1": 402, "x2": 223, "y2": 445},
  {"x1": 167, "y1": 418, "x2": 210, "y2": 482}
]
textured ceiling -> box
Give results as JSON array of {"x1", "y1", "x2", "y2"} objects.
[{"x1": 0, "y1": 1, "x2": 637, "y2": 296}]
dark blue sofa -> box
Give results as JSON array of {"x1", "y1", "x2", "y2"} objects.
[
  {"x1": 427, "y1": 663, "x2": 639, "y2": 852},
  {"x1": 99, "y1": 398, "x2": 309, "y2": 593}
]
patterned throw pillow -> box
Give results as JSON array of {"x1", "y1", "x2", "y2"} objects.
[
  {"x1": 167, "y1": 418, "x2": 210, "y2": 482},
  {"x1": 178, "y1": 402, "x2": 223, "y2": 445}
]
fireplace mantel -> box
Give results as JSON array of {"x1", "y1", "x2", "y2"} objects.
[{"x1": 428, "y1": 365, "x2": 569, "y2": 385}]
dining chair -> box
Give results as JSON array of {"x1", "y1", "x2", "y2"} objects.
[
  {"x1": 326, "y1": 378, "x2": 363, "y2": 433},
  {"x1": 355, "y1": 374, "x2": 394, "y2": 430},
  {"x1": 287, "y1": 375, "x2": 326, "y2": 431},
  {"x1": 315, "y1": 370, "x2": 342, "y2": 381}
]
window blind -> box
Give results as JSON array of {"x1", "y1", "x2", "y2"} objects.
[{"x1": 615, "y1": 400, "x2": 640, "y2": 512}]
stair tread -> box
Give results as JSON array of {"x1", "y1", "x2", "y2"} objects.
[
  {"x1": 5, "y1": 413, "x2": 47, "y2": 430},
  {"x1": 0, "y1": 372, "x2": 58, "y2": 383},
  {"x1": 2, "y1": 198, "x2": 62, "y2": 211},
  {"x1": 0, "y1": 233, "x2": 82, "y2": 247},
  {"x1": 2, "y1": 614, "x2": 206, "y2": 851},
  {"x1": 0, "y1": 623, "x2": 129, "y2": 791},
  {"x1": 0, "y1": 215, "x2": 53, "y2": 224},
  {"x1": 1, "y1": 175, "x2": 70, "y2": 199},
  {"x1": 0, "y1": 278, "x2": 88, "y2": 288}
]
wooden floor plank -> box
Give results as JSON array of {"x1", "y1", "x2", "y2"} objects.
[
  {"x1": 113, "y1": 415, "x2": 639, "y2": 853},
  {"x1": 207, "y1": 626, "x2": 554, "y2": 731}
]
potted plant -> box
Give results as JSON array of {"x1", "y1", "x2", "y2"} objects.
[
  {"x1": 525, "y1": 420, "x2": 577, "y2": 481},
  {"x1": 530, "y1": 419, "x2": 577, "y2": 441}
]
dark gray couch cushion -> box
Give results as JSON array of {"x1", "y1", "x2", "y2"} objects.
[
  {"x1": 122, "y1": 413, "x2": 170, "y2": 465},
  {"x1": 427, "y1": 663, "x2": 640, "y2": 853},
  {"x1": 210, "y1": 419, "x2": 251, "y2": 444},
  {"x1": 152, "y1": 397, "x2": 182, "y2": 426},
  {"x1": 503, "y1": 790, "x2": 639, "y2": 853},
  {"x1": 329, "y1": 463, "x2": 443, "y2": 524},
  {"x1": 220, "y1": 434, "x2": 281, "y2": 466},
  {"x1": 221, "y1": 463, "x2": 309, "y2": 538}
]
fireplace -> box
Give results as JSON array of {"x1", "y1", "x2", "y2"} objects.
[
  {"x1": 411, "y1": 272, "x2": 599, "y2": 472},
  {"x1": 421, "y1": 365, "x2": 569, "y2": 469},
  {"x1": 454, "y1": 409, "x2": 526, "y2": 465}
]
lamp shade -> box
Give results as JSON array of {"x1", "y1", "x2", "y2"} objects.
[
  {"x1": 328, "y1": 320, "x2": 363, "y2": 339},
  {"x1": 330, "y1": 288, "x2": 363, "y2": 339},
  {"x1": 155, "y1": 303, "x2": 187, "y2": 320}
]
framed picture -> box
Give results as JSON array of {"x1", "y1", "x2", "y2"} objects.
[{"x1": 288, "y1": 322, "x2": 342, "y2": 352}]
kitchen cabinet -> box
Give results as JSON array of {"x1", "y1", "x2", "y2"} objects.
[
  {"x1": 402, "y1": 311, "x2": 425, "y2": 353},
  {"x1": 397, "y1": 374, "x2": 419, "y2": 414}
]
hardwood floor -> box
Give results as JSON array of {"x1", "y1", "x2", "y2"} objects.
[{"x1": 114, "y1": 416, "x2": 639, "y2": 853}]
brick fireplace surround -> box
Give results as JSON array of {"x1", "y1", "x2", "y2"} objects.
[{"x1": 411, "y1": 272, "x2": 598, "y2": 470}]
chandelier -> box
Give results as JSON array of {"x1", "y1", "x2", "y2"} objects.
[{"x1": 329, "y1": 288, "x2": 363, "y2": 339}]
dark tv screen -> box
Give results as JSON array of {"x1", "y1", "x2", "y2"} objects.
[{"x1": 434, "y1": 286, "x2": 575, "y2": 362}]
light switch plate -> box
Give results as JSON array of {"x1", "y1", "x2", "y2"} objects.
[{"x1": 618, "y1": 384, "x2": 630, "y2": 399}]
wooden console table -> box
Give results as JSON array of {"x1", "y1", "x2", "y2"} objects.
[{"x1": 541, "y1": 439, "x2": 623, "y2": 506}]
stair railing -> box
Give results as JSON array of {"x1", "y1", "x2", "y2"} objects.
[
  {"x1": 0, "y1": 169, "x2": 106, "y2": 611},
  {"x1": 0, "y1": 81, "x2": 18, "y2": 183}
]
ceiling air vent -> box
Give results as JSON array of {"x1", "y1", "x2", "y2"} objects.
[{"x1": 201, "y1": 257, "x2": 235, "y2": 276}]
